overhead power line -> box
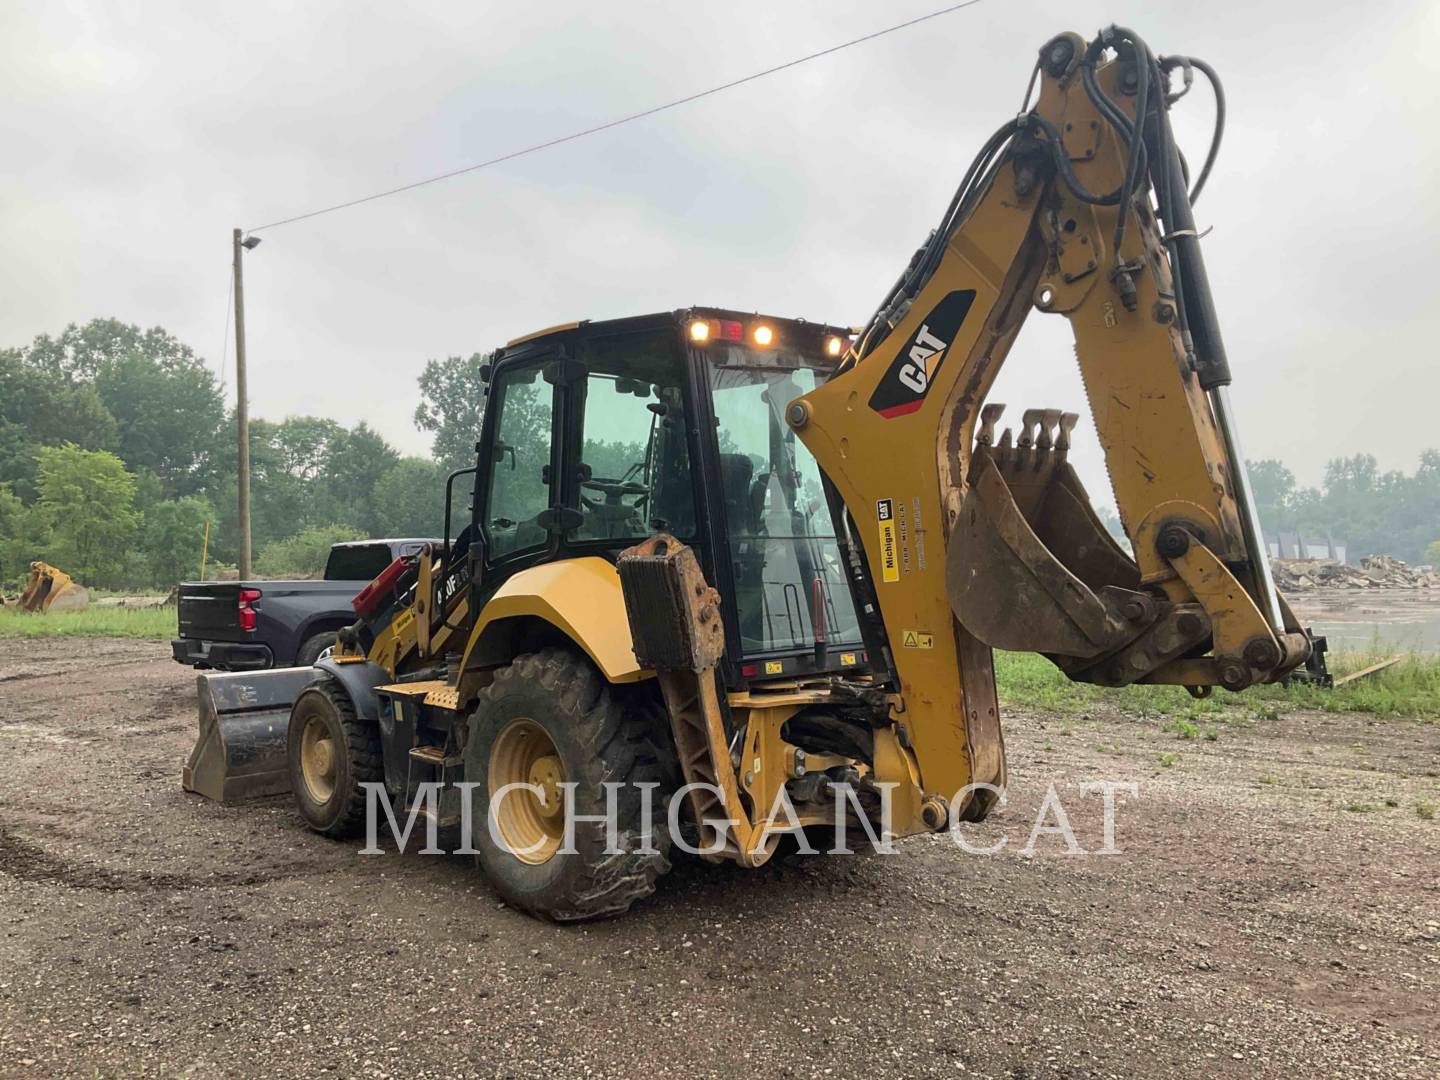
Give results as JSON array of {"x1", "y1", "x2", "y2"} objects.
[{"x1": 247, "y1": 0, "x2": 986, "y2": 233}]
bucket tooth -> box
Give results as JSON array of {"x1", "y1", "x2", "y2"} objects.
[
  {"x1": 1056, "y1": 412, "x2": 1079, "y2": 453},
  {"x1": 1018, "y1": 408, "x2": 1043, "y2": 448},
  {"x1": 978, "y1": 402, "x2": 1005, "y2": 447},
  {"x1": 998, "y1": 428, "x2": 1014, "y2": 449},
  {"x1": 1041, "y1": 409, "x2": 1063, "y2": 451}
]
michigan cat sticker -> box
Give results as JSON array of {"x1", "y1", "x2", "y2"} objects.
[
  {"x1": 867, "y1": 289, "x2": 977, "y2": 418},
  {"x1": 876, "y1": 499, "x2": 899, "y2": 582}
]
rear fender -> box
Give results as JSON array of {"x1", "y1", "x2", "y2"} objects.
[{"x1": 460, "y1": 558, "x2": 648, "y2": 683}]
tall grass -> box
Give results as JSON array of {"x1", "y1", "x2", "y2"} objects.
[
  {"x1": 995, "y1": 649, "x2": 1440, "y2": 720},
  {"x1": 0, "y1": 605, "x2": 175, "y2": 640}
]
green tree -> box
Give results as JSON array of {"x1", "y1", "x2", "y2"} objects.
[
  {"x1": 142, "y1": 497, "x2": 214, "y2": 587},
  {"x1": 255, "y1": 523, "x2": 366, "y2": 578},
  {"x1": 271, "y1": 416, "x2": 347, "y2": 483},
  {"x1": 19, "y1": 320, "x2": 223, "y2": 497},
  {"x1": 371, "y1": 458, "x2": 447, "y2": 538},
  {"x1": 323, "y1": 422, "x2": 401, "y2": 533},
  {"x1": 33, "y1": 444, "x2": 138, "y2": 585},
  {"x1": 415, "y1": 352, "x2": 489, "y2": 472},
  {"x1": 0, "y1": 483, "x2": 43, "y2": 586},
  {"x1": 0, "y1": 347, "x2": 119, "y2": 499},
  {"x1": 1247, "y1": 459, "x2": 1296, "y2": 535},
  {"x1": 1425, "y1": 540, "x2": 1440, "y2": 567}
]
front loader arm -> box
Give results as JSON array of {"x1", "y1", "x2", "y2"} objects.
[{"x1": 791, "y1": 29, "x2": 1311, "y2": 812}]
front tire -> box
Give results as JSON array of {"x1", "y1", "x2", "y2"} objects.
[
  {"x1": 287, "y1": 678, "x2": 383, "y2": 838},
  {"x1": 466, "y1": 648, "x2": 672, "y2": 921}
]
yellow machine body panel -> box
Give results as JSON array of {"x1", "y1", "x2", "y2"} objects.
[{"x1": 460, "y1": 557, "x2": 649, "y2": 684}]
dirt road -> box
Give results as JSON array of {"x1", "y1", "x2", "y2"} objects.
[{"x1": 1, "y1": 639, "x2": 1437, "y2": 1078}]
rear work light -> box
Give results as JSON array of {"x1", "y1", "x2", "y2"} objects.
[
  {"x1": 237, "y1": 587, "x2": 262, "y2": 632},
  {"x1": 352, "y1": 556, "x2": 411, "y2": 618}
]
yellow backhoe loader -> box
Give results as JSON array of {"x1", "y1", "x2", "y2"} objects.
[
  {"x1": 7, "y1": 562, "x2": 89, "y2": 613},
  {"x1": 186, "y1": 25, "x2": 1323, "y2": 920}
]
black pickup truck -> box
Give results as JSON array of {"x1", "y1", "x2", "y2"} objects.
[{"x1": 172, "y1": 538, "x2": 437, "y2": 671}]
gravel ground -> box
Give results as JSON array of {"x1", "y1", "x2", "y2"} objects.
[{"x1": 1, "y1": 638, "x2": 1437, "y2": 1078}]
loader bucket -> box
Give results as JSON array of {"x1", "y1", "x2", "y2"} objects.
[
  {"x1": 18, "y1": 562, "x2": 89, "y2": 613},
  {"x1": 183, "y1": 668, "x2": 315, "y2": 804}
]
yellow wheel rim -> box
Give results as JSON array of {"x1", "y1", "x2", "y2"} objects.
[
  {"x1": 489, "y1": 718, "x2": 567, "y2": 865},
  {"x1": 299, "y1": 714, "x2": 337, "y2": 804}
]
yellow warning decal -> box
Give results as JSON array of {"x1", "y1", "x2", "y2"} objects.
[
  {"x1": 876, "y1": 499, "x2": 899, "y2": 582},
  {"x1": 901, "y1": 629, "x2": 934, "y2": 649},
  {"x1": 764, "y1": 660, "x2": 784, "y2": 675},
  {"x1": 840, "y1": 652, "x2": 857, "y2": 666},
  {"x1": 391, "y1": 607, "x2": 415, "y2": 639}
]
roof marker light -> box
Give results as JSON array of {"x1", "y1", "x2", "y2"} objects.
[
  {"x1": 825, "y1": 335, "x2": 844, "y2": 357},
  {"x1": 689, "y1": 319, "x2": 711, "y2": 342},
  {"x1": 753, "y1": 325, "x2": 774, "y2": 347}
]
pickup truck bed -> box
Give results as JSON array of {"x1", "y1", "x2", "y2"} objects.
[{"x1": 172, "y1": 538, "x2": 437, "y2": 671}]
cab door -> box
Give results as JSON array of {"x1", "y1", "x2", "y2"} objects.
[{"x1": 475, "y1": 350, "x2": 563, "y2": 579}]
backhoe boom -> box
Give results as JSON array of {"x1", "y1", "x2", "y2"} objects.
[{"x1": 791, "y1": 27, "x2": 1312, "y2": 811}]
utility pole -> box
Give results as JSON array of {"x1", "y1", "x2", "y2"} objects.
[{"x1": 232, "y1": 228, "x2": 257, "y2": 580}]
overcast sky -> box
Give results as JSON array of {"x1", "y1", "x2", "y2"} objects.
[{"x1": 3, "y1": 0, "x2": 1436, "y2": 508}]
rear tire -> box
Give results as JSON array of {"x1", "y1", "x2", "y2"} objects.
[
  {"x1": 465, "y1": 647, "x2": 672, "y2": 921},
  {"x1": 295, "y1": 631, "x2": 337, "y2": 667},
  {"x1": 287, "y1": 678, "x2": 383, "y2": 838}
]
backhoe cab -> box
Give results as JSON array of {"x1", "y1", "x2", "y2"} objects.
[{"x1": 186, "y1": 25, "x2": 1319, "y2": 921}]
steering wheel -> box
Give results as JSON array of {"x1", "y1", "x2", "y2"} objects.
[{"x1": 581, "y1": 476, "x2": 648, "y2": 508}]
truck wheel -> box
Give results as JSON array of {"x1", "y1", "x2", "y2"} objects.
[
  {"x1": 287, "y1": 678, "x2": 383, "y2": 838},
  {"x1": 465, "y1": 647, "x2": 672, "y2": 921},
  {"x1": 295, "y1": 631, "x2": 337, "y2": 667}
]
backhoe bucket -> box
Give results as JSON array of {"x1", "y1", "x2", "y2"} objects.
[
  {"x1": 18, "y1": 562, "x2": 89, "y2": 613},
  {"x1": 947, "y1": 408, "x2": 1142, "y2": 659},
  {"x1": 183, "y1": 668, "x2": 314, "y2": 804}
]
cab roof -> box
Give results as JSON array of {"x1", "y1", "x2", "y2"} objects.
[{"x1": 503, "y1": 308, "x2": 852, "y2": 350}]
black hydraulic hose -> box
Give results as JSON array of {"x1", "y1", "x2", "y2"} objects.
[
  {"x1": 1105, "y1": 34, "x2": 1151, "y2": 262},
  {"x1": 1141, "y1": 59, "x2": 1230, "y2": 388},
  {"x1": 1148, "y1": 56, "x2": 1195, "y2": 365},
  {"x1": 1027, "y1": 114, "x2": 1122, "y2": 205},
  {"x1": 1080, "y1": 40, "x2": 1136, "y2": 139},
  {"x1": 1179, "y1": 55, "x2": 1225, "y2": 203},
  {"x1": 914, "y1": 120, "x2": 1019, "y2": 280},
  {"x1": 855, "y1": 117, "x2": 1020, "y2": 360}
]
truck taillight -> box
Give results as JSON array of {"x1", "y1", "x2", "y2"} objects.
[{"x1": 237, "y1": 587, "x2": 262, "y2": 632}]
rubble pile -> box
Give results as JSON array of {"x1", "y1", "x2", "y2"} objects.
[{"x1": 1272, "y1": 554, "x2": 1440, "y2": 592}]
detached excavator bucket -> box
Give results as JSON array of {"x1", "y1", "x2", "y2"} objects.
[
  {"x1": 183, "y1": 668, "x2": 315, "y2": 803},
  {"x1": 18, "y1": 562, "x2": 89, "y2": 613}
]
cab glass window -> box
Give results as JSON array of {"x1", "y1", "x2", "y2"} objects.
[
  {"x1": 708, "y1": 363, "x2": 861, "y2": 655},
  {"x1": 573, "y1": 331, "x2": 695, "y2": 543},
  {"x1": 484, "y1": 362, "x2": 554, "y2": 559}
]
